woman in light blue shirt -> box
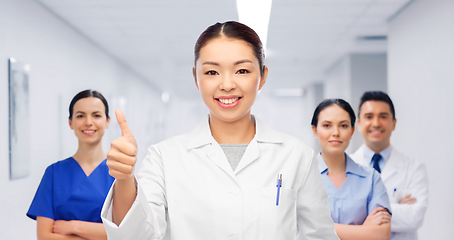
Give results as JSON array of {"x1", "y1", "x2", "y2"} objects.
[{"x1": 311, "y1": 98, "x2": 391, "y2": 240}]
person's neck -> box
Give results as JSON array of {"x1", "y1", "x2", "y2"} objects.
[
  {"x1": 73, "y1": 141, "x2": 106, "y2": 166},
  {"x1": 209, "y1": 113, "x2": 255, "y2": 144},
  {"x1": 366, "y1": 141, "x2": 390, "y2": 154},
  {"x1": 321, "y1": 150, "x2": 346, "y2": 174}
]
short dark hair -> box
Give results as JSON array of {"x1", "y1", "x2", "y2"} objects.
[
  {"x1": 358, "y1": 91, "x2": 395, "y2": 119},
  {"x1": 194, "y1": 21, "x2": 265, "y2": 76},
  {"x1": 311, "y1": 98, "x2": 356, "y2": 128},
  {"x1": 69, "y1": 89, "x2": 109, "y2": 120}
]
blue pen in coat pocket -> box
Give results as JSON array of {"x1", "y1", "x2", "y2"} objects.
[{"x1": 276, "y1": 174, "x2": 282, "y2": 206}]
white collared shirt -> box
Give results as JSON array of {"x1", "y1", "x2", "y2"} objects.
[{"x1": 102, "y1": 115, "x2": 339, "y2": 240}]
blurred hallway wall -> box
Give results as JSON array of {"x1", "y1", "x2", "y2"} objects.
[
  {"x1": 388, "y1": 0, "x2": 454, "y2": 238},
  {"x1": 323, "y1": 53, "x2": 388, "y2": 153}
]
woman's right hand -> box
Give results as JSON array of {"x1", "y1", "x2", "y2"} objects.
[
  {"x1": 106, "y1": 109, "x2": 138, "y2": 180},
  {"x1": 107, "y1": 109, "x2": 139, "y2": 225},
  {"x1": 363, "y1": 207, "x2": 391, "y2": 226}
]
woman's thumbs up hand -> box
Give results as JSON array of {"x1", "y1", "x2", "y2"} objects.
[{"x1": 107, "y1": 109, "x2": 138, "y2": 180}]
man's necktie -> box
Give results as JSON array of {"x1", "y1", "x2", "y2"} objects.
[{"x1": 372, "y1": 153, "x2": 382, "y2": 173}]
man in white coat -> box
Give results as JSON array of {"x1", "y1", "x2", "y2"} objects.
[{"x1": 350, "y1": 91, "x2": 428, "y2": 240}]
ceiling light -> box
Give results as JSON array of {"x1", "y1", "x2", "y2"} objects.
[{"x1": 237, "y1": 0, "x2": 273, "y2": 51}]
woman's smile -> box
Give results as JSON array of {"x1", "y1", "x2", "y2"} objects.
[
  {"x1": 215, "y1": 96, "x2": 242, "y2": 108},
  {"x1": 82, "y1": 129, "x2": 97, "y2": 136},
  {"x1": 328, "y1": 140, "x2": 343, "y2": 146}
]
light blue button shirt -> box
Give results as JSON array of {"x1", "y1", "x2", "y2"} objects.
[{"x1": 318, "y1": 153, "x2": 391, "y2": 225}]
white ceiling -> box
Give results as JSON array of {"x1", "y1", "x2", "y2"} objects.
[{"x1": 36, "y1": 0, "x2": 411, "y2": 98}]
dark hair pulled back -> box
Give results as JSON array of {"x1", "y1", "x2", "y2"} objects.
[
  {"x1": 311, "y1": 98, "x2": 356, "y2": 128},
  {"x1": 69, "y1": 89, "x2": 109, "y2": 120},
  {"x1": 194, "y1": 21, "x2": 265, "y2": 76}
]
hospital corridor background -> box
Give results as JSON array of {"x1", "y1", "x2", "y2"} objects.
[{"x1": 0, "y1": 0, "x2": 453, "y2": 239}]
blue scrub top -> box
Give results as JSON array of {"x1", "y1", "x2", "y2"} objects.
[
  {"x1": 27, "y1": 157, "x2": 114, "y2": 223},
  {"x1": 317, "y1": 153, "x2": 391, "y2": 225}
]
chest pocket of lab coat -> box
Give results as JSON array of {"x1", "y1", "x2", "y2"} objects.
[
  {"x1": 388, "y1": 181, "x2": 407, "y2": 203},
  {"x1": 258, "y1": 187, "x2": 297, "y2": 239}
]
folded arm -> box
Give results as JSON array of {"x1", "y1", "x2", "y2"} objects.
[
  {"x1": 37, "y1": 217, "x2": 85, "y2": 240},
  {"x1": 334, "y1": 222, "x2": 390, "y2": 240},
  {"x1": 52, "y1": 219, "x2": 107, "y2": 240},
  {"x1": 391, "y1": 162, "x2": 429, "y2": 232},
  {"x1": 334, "y1": 208, "x2": 391, "y2": 240}
]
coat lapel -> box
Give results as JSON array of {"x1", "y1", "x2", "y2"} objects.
[
  {"x1": 206, "y1": 142, "x2": 237, "y2": 179},
  {"x1": 381, "y1": 147, "x2": 404, "y2": 181},
  {"x1": 187, "y1": 115, "x2": 282, "y2": 178},
  {"x1": 235, "y1": 117, "x2": 283, "y2": 174},
  {"x1": 187, "y1": 115, "x2": 236, "y2": 179},
  {"x1": 234, "y1": 137, "x2": 260, "y2": 174}
]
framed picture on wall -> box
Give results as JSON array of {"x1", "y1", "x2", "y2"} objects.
[{"x1": 9, "y1": 58, "x2": 31, "y2": 180}]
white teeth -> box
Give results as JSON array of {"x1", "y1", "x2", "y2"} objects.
[
  {"x1": 84, "y1": 130, "x2": 95, "y2": 133},
  {"x1": 219, "y1": 97, "x2": 239, "y2": 104}
]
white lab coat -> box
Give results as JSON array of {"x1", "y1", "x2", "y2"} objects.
[
  {"x1": 101, "y1": 116, "x2": 339, "y2": 240},
  {"x1": 351, "y1": 144, "x2": 429, "y2": 240}
]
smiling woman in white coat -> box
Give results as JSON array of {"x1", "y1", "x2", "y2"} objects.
[{"x1": 101, "y1": 21, "x2": 339, "y2": 240}]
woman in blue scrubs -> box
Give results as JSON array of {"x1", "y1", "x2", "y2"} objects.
[
  {"x1": 27, "y1": 90, "x2": 114, "y2": 240},
  {"x1": 311, "y1": 99, "x2": 391, "y2": 240}
]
